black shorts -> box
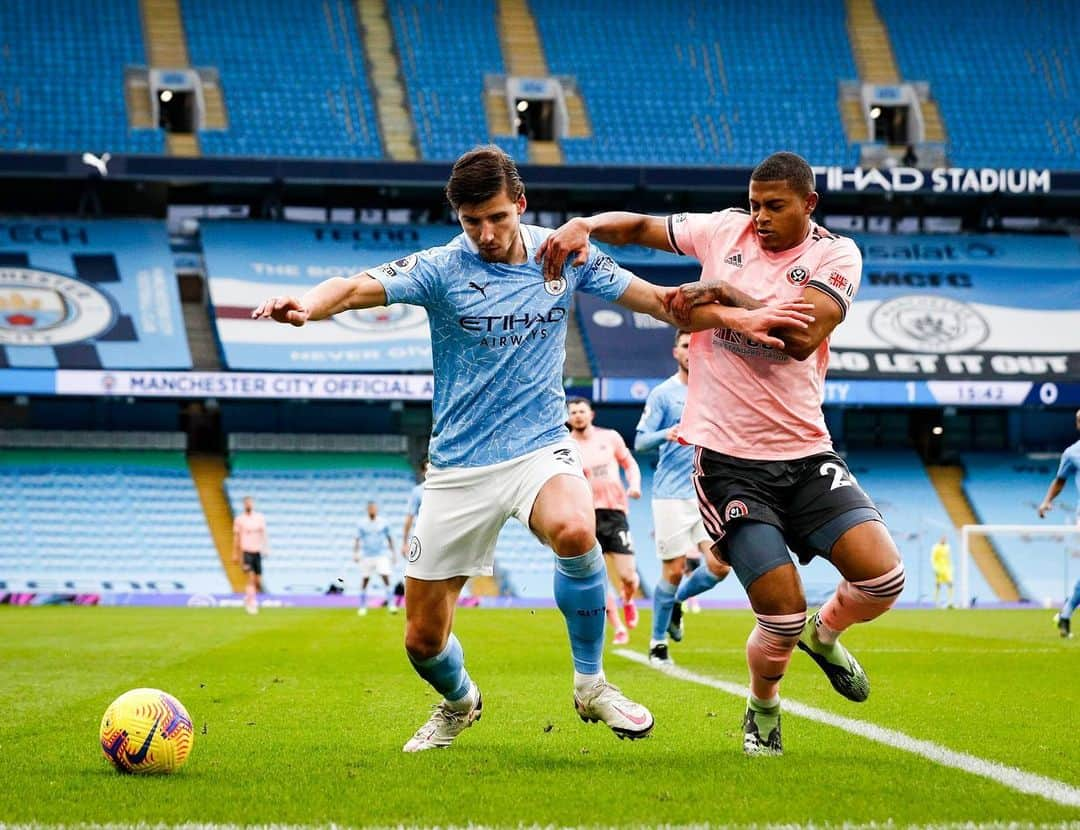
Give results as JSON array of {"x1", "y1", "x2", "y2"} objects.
[
  {"x1": 242, "y1": 552, "x2": 263, "y2": 576},
  {"x1": 694, "y1": 448, "x2": 882, "y2": 566},
  {"x1": 595, "y1": 508, "x2": 634, "y2": 555}
]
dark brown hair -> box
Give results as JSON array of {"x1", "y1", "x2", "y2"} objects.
[
  {"x1": 751, "y1": 151, "x2": 815, "y2": 196},
  {"x1": 566, "y1": 397, "x2": 593, "y2": 410},
  {"x1": 674, "y1": 329, "x2": 691, "y2": 346},
  {"x1": 445, "y1": 145, "x2": 525, "y2": 209}
]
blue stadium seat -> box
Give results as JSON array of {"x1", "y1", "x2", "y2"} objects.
[
  {"x1": 0, "y1": 453, "x2": 228, "y2": 593},
  {"x1": 877, "y1": 0, "x2": 1080, "y2": 169},
  {"x1": 182, "y1": 0, "x2": 382, "y2": 159},
  {"x1": 961, "y1": 452, "x2": 1079, "y2": 605},
  {"x1": 534, "y1": 0, "x2": 856, "y2": 167},
  {"x1": 0, "y1": 1, "x2": 164, "y2": 153}
]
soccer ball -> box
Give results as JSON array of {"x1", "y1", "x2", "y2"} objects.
[{"x1": 100, "y1": 688, "x2": 194, "y2": 774}]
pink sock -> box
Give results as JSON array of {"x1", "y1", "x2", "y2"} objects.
[
  {"x1": 746, "y1": 612, "x2": 805, "y2": 701},
  {"x1": 818, "y1": 563, "x2": 905, "y2": 638}
]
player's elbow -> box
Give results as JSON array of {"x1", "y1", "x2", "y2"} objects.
[{"x1": 781, "y1": 331, "x2": 822, "y2": 361}]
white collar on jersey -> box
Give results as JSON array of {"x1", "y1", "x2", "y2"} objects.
[{"x1": 461, "y1": 224, "x2": 536, "y2": 262}]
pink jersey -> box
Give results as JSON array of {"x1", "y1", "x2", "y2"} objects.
[
  {"x1": 667, "y1": 209, "x2": 862, "y2": 461},
  {"x1": 233, "y1": 511, "x2": 267, "y2": 553},
  {"x1": 572, "y1": 427, "x2": 641, "y2": 513}
]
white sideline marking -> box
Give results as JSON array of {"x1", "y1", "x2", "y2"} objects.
[{"x1": 616, "y1": 648, "x2": 1080, "y2": 809}]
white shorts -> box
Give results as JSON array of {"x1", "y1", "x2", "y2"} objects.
[
  {"x1": 406, "y1": 439, "x2": 586, "y2": 580},
  {"x1": 359, "y1": 555, "x2": 392, "y2": 579},
  {"x1": 652, "y1": 498, "x2": 710, "y2": 561}
]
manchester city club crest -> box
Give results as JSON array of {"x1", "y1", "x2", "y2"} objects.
[
  {"x1": 544, "y1": 277, "x2": 568, "y2": 296},
  {"x1": 0, "y1": 267, "x2": 114, "y2": 346}
]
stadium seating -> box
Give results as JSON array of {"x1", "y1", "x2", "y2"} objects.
[
  {"x1": 845, "y1": 451, "x2": 993, "y2": 606},
  {"x1": 961, "y1": 452, "x2": 1079, "y2": 605},
  {"x1": 0, "y1": 449, "x2": 228, "y2": 593},
  {"x1": 224, "y1": 451, "x2": 415, "y2": 593},
  {"x1": 0, "y1": 0, "x2": 164, "y2": 154},
  {"x1": 532, "y1": 0, "x2": 858, "y2": 167},
  {"x1": 388, "y1": 0, "x2": 506, "y2": 161},
  {"x1": 182, "y1": 0, "x2": 381, "y2": 159},
  {"x1": 877, "y1": 0, "x2": 1080, "y2": 169}
]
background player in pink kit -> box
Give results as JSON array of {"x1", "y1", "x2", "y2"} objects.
[
  {"x1": 541, "y1": 152, "x2": 905, "y2": 756},
  {"x1": 567, "y1": 398, "x2": 642, "y2": 645},
  {"x1": 232, "y1": 496, "x2": 268, "y2": 615}
]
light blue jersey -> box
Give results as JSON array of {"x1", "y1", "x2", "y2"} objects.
[
  {"x1": 357, "y1": 516, "x2": 393, "y2": 558},
  {"x1": 1056, "y1": 439, "x2": 1080, "y2": 517},
  {"x1": 373, "y1": 224, "x2": 633, "y2": 467},
  {"x1": 636, "y1": 374, "x2": 695, "y2": 499},
  {"x1": 406, "y1": 483, "x2": 423, "y2": 518}
]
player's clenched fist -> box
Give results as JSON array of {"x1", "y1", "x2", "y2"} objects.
[{"x1": 251, "y1": 295, "x2": 310, "y2": 327}]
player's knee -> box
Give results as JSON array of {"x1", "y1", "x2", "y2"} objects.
[
  {"x1": 404, "y1": 625, "x2": 446, "y2": 661},
  {"x1": 548, "y1": 519, "x2": 595, "y2": 557}
]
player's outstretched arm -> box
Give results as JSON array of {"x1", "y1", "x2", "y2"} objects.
[
  {"x1": 1038, "y1": 478, "x2": 1065, "y2": 517},
  {"x1": 537, "y1": 213, "x2": 672, "y2": 282},
  {"x1": 614, "y1": 277, "x2": 684, "y2": 327},
  {"x1": 251, "y1": 273, "x2": 388, "y2": 326}
]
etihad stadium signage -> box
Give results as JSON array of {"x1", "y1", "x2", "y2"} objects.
[{"x1": 813, "y1": 166, "x2": 1052, "y2": 194}]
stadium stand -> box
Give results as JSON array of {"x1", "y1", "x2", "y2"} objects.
[
  {"x1": 0, "y1": 0, "x2": 164, "y2": 154},
  {"x1": 877, "y1": 0, "x2": 1080, "y2": 169},
  {"x1": 388, "y1": 0, "x2": 518, "y2": 161},
  {"x1": 532, "y1": 0, "x2": 858, "y2": 166},
  {"x1": 847, "y1": 450, "x2": 992, "y2": 605},
  {"x1": 961, "y1": 452, "x2": 1079, "y2": 605},
  {"x1": 0, "y1": 445, "x2": 228, "y2": 594},
  {"x1": 224, "y1": 451, "x2": 415, "y2": 593},
  {"x1": 181, "y1": 0, "x2": 382, "y2": 159}
]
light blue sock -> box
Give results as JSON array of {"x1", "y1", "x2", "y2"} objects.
[
  {"x1": 652, "y1": 579, "x2": 678, "y2": 642},
  {"x1": 408, "y1": 633, "x2": 473, "y2": 702},
  {"x1": 676, "y1": 564, "x2": 720, "y2": 602},
  {"x1": 1062, "y1": 578, "x2": 1080, "y2": 620},
  {"x1": 553, "y1": 543, "x2": 607, "y2": 674}
]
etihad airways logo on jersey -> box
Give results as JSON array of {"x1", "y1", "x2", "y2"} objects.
[{"x1": 460, "y1": 307, "x2": 568, "y2": 348}]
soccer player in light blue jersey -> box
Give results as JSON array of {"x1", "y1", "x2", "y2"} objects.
[
  {"x1": 354, "y1": 501, "x2": 396, "y2": 616},
  {"x1": 253, "y1": 146, "x2": 720, "y2": 751},
  {"x1": 635, "y1": 329, "x2": 729, "y2": 666},
  {"x1": 1037, "y1": 408, "x2": 1080, "y2": 638}
]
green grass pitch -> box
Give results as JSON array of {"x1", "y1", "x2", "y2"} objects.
[{"x1": 1, "y1": 606, "x2": 1077, "y2": 827}]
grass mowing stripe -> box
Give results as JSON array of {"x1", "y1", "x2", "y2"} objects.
[
  {"x1": 2, "y1": 823, "x2": 1078, "y2": 830},
  {"x1": 616, "y1": 648, "x2": 1080, "y2": 809}
]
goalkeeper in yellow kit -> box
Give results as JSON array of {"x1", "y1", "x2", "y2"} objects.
[{"x1": 931, "y1": 535, "x2": 954, "y2": 608}]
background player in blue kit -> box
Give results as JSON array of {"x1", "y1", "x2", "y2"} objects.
[
  {"x1": 252, "y1": 147, "x2": 795, "y2": 751},
  {"x1": 354, "y1": 500, "x2": 396, "y2": 616},
  {"x1": 1037, "y1": 408, "x2": 1080, "y2": 638},
  {"x1": 635, "y1": 330, "x2": 729, "y2": 666}
]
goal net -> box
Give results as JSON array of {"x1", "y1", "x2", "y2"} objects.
[{"x1": 960, "y1": 523, "x2": 1080, "y2": 608}]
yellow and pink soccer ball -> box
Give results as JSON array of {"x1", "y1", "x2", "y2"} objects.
[{"x1": 99, "y1": 688, "x2": 194, "y2": 774}]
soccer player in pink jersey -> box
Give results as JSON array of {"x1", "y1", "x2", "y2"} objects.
[
  {"x1": 567, "y1": 398, "x2": 642, "y2": 645},
  {"x1": 232, "y1": 496, "x2": 268, "y2": 615},
  {"x1": 540, "y1": 152, "x2": 905, "y2": 756}
]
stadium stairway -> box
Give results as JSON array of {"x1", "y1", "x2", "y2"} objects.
[
  {"x1": 188, "y1": 453, "x2": 245, "y2": 591},
  {"x1": 845, "y1": 0, "x2": 900, "y2": 84},
  {"x1": 495, "y1": 0, "x2": 562, "y2": 165},
  {"x1": 356, "y1": 0, "x2": 419, "y2": 161},
  {"x1": 925, "y1": 465, "x2": 1021, "y2": 601},
  {"x1": 140, "y1": 0, "x2": 200, "y2": 157}
]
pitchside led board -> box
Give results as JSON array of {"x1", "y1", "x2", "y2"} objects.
[
  {"x1": 578, "y1": 232, "x2": 1080, "y2": 383},
  {"x1": 0, "y1": 221, "x2": 191, "y2": 369}
]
